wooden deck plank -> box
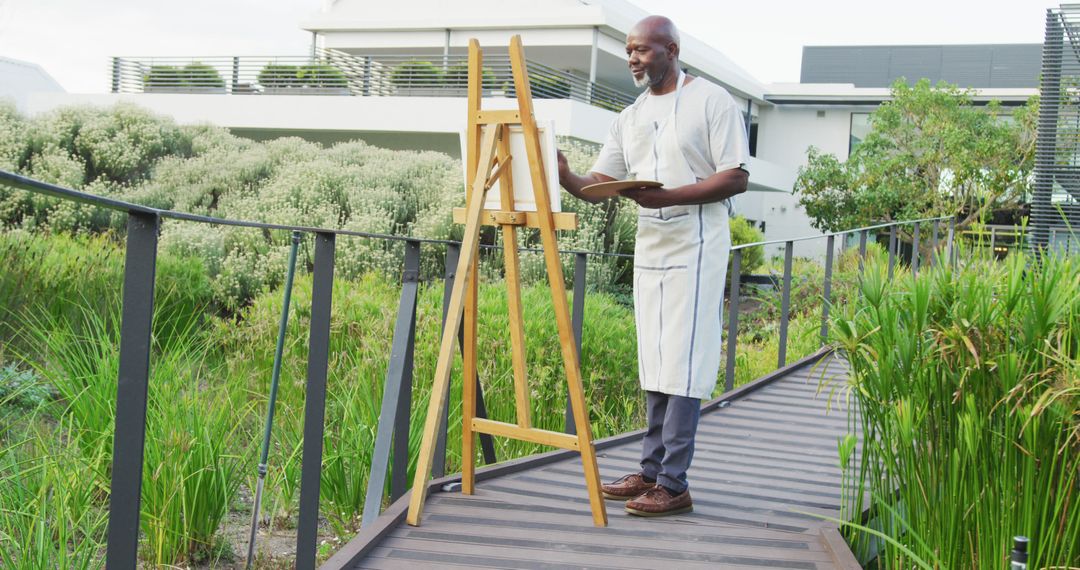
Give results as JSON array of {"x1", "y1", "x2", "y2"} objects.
[
  {"x1": 374, "y1": 529, "x2": 832, "y2": 569},
  {"x1": 543, "y1": 464, "x2": 845, "y2": 501},
  {"x1": 420, "y1": 500, "x2": 827, "y2": 546},
  {"x1": 713, "y1": 401, "x2": 854, "y2": 424},
  {"x1": 473, "y1": 478, "x2": 836, "y2": 533},
  {"x1": 591, "y1": 454, "x2": 846, "y2": 491},
  {"x1": 596, "y1": 449, "x2": 843, "y2": 485},
  {"x1": 695, "y1": 420, "x2": 855, "y2": 443},
  {"x1": 516, "y1": 469, "x2": 844, "y2": 511}
]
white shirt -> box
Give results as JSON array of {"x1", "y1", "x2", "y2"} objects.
[
  {"x1": 590, "y1": 77, "x2": 750, "y2": 183},
  {"x1": 635, "y1": 89, "x2": 677, "y2": 127}
]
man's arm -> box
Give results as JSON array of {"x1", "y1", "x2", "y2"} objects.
[
  {"x1": 557, "y1": 150, "x2": 617, "y2": 204},
  {"x1": 620, "y1": 167, "x2": 748, "y2": 209}
]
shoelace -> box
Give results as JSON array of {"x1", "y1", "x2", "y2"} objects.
[{"x1": 641, "y1": 486, "x2": 670, "y2": 500}]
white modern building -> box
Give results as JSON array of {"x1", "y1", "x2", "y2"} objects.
[{"x1": 9, "y1": 0, "x2": 1039, "y2": 257}]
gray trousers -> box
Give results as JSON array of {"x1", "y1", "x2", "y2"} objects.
[{"x1": 639, "y1": 390, "x2": 701, "y2": 494}]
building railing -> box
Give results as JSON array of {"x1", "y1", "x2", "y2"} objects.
[
  {"x1": 958, "y1": 223, "x2": 1077, "y2": 257},
  {"x1": 9, "y1": 168, "x2": 1038, "y2": 568},
  {"x1": 109, "y1": 49, "x2": 636, "y2": 112}
]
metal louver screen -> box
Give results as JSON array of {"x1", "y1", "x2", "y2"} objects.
[{"x1": 1032, "y1": 5, "x2": 1080, "y2": 253}]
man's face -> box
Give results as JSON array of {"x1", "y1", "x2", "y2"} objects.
[{"x1": 625, "y1": 31, "x2": 673, "y2": 88}]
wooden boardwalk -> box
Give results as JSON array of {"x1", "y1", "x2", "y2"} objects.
[{"x1": 325, "y1": 352, "x2": 861, "y2": 570}]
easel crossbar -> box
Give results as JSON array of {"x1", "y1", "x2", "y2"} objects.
[{"x1": 471, "y1": 418, "x2": 580, "y2": 450}]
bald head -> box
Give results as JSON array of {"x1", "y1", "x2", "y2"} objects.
[
  {"x1": 629, "y1": 16, "x2": 681, "y2": 52},
  {"x1": 625, "y1": 16, "x2": 682, "y2": 91}
]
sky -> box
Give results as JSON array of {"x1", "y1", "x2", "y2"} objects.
[{"x1": 0, "y1": 0, "x2": 1051, "y2": 93}]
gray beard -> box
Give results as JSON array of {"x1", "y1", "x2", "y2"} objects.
[{"x1": 633, "y1": 70, "x2": 652, "y2": 88}]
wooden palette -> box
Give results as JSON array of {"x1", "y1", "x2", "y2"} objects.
[{"x1": 580, "y1": 179, "x2": 663, "y2": 199}]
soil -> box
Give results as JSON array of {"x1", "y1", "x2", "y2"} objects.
[{"x1": 181, "y1": 484, "x2": 346, "y2": 570}]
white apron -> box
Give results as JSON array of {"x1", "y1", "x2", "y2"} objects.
[{"x1": 626, "y1": 72, "x2": 731, "y2": 399}]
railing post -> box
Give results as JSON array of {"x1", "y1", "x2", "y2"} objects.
[
  {"x1": 361, "y1": 240, "x2": 420, "y2": 527},
  {"x1": 887, "y1": 225, "x2": 897, "y2": 279},
  {"x1": 820, "y1": 235, "x2": 835, "y2": 346},
  {"x1": 111, "y1": 57, "x2": 122, "y2": 93},
  {"x1": 434, "y1": 244, "x2": 495, "y2": 473},
  {"x1": 363, "y1": 56, "x2": 372, "y2": 97},
  {"x1": 231, "y1": 56, "x2": 240, "y2": 94},
  {"x1": 724, "y1": 249, "x2": 742, "y2": 392},
  {"x1": 990, "y1": 226, "x2": 997, "y2": 258},
  {"x1": 105, "y1": 211, "x2": 160, "y2": 569},
  {"x1": 930, "y1": 220, "x2": 940, "y2": 268},
  {"x1": 911, "y1": 222, "x2": 921, "y2": 276},
  {"x1": 432, "y1": 243, "x2": 459, "y2": 477},
  {"x1": 858, "y1": 229, "x2": 868, "y2": 273},
  {"x1": 565, "y1": 252, "x2": 587, "y2": 435},
  {"x1": 947, "y1": 219, "x2": 956, "y2": 267},
  {"x1": 778, "y1": 241, "x2": 794, "y2": 368},
  {"x1": 296, "y1": 232, "x2": 335, "y2": 570}
]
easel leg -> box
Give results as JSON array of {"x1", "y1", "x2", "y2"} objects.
[
  {"x1": 496, "y1": 132, "x2": 533, "y2": 430},
  {"x1": 407, "y1": 126, "x2": 499, "y2": 526},
  {"x1": 568, "y1": 377, "x2": 607, "y2": 526},
  {"x1": 508, "y1": 35, "x2": 607, "y2": 526},
  {"x1": 461, "y1": 254, "x2": 478, "y2": 495}
]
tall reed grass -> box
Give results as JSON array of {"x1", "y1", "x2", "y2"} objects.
[{"x1": 830, "y1": 249, "x2": 1079, "y2": 567}]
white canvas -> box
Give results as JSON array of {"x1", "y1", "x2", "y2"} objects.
[{"x1": 459, "y1": 120, "x2": 561, "y2": 213}]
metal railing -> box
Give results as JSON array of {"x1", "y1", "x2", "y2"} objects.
[
  {"x1": 722, "y1": 217, "x2": 955, "y2": 391},
  {"x1": 110, "y1": 49, "x2": 636, "y2": 112},
  {"x1": 1, "y1": 168, "x2": 994, "y2": 568}
]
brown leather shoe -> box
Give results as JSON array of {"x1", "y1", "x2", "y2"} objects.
[
  {"x1": 625, "y1": 485, "x2": 693, "y2": 517},
  {"x1": 601, "y1": 473, "x2": 655, "y2": 501}
]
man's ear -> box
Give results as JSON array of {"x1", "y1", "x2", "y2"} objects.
[{"x1": 667, "y1": 42, "x2": 679, "y2": 60}]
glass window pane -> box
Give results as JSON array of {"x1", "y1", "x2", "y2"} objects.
[{"x1": 849, "y1": 113, "x2": 872, "y2": 154}]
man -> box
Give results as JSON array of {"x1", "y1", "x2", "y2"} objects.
[{"x1": 556, "y1": 15, "x2": 749, "y2": 517}]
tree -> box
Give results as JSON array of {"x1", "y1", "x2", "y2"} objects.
[{"x1": 795, "y1": 79, "x2": 1037, "y2": 234}]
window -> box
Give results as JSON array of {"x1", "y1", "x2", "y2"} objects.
[
  {"x1": 849, "y1": 113, "x2": 872, "y2": 155},
  {"x1": 749, "y1": 120, "x2": 758, "y2": 157}
]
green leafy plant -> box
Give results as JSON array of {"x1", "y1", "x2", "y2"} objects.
[
  {"x1": 257, "y1": 64, "x2": 348, "y2": 89},
  {"x1": 144, "y1": 63, "x2": 225, "y2": 90},
  {"x1": 389, "y1": 61, "x2": 441, "y2": 87},
  {"x1": 0, "y1": 366, "x2": 53, "y2": 410},
  {"x1": 528, "y1": 70, "x2": 571, "y2": 99},
  {"x1": 729, "y1": 215, "x2": 764, "y2": 275},
  {"x1": 443, "y1": 63, "x2": 498, "y2": 90}
]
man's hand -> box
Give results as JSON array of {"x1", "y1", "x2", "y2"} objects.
[
  {"x1": 557, "y1": 148, "x2": 614, "y2": 202},
  {"x1": 620, "y1": 169, "x2": 749, "y2": 208},
  {"x1": 556, "y1": 149, "x2": 570, "y2": 182},
  {"x1": 619, "y1": 187, "x2": 672, "y2": 208}
]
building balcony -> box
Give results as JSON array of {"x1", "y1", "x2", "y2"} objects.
[{"x1": 109, "y1": 49, "x2": 637, "y2": 113}]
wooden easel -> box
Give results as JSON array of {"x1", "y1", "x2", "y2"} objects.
[{"x1": 406, "y1": 36, "x2": 608, "y2": 527}]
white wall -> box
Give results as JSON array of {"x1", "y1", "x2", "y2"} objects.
[
  {"x1": 746, "y1": 106, "x2": 859, "y2": 259},
  {"x1": 0, "y1": 57, "x2": 65, "y2": 112},
  {"x1": 756, "y1": 106, "x2": 853, "y2": 166}
]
